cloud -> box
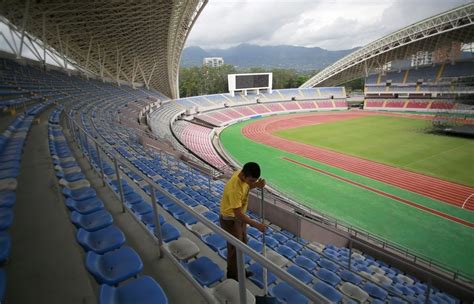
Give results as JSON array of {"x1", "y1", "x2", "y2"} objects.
[{"x1": 186, "y1": 0, "x2": 471, "y2": 50}]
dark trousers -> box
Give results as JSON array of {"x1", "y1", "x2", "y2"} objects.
[{"x1": 219, "y1": 216, "x2": 247, "y2": 281}]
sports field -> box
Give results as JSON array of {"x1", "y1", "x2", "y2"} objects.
[{"x1": 220, "y1": 112, "x2": 474, "y2": 278}]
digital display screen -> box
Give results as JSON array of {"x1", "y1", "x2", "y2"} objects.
[{"x1": 236, "y1": 74, "x2": 269, "y2": 89}]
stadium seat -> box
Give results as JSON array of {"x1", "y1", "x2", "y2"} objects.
[
  {"x1": 301, "y1": 249, "x2": 320, "y2": 262},
  {"x1": 247, "y1": 226, "x2": 262, "y2": 239},
  {"x1": 246, "y1": 263, "x2": 277, "y2": 288},
  {"x1": 339, "y1": 269, "x2": 363, "y2": 285},
  {"x1": 285, "y1": 239, "x2": 303, "y2": 252},
  {"x1": 140, "y1": 212, "x2": 165, "y2": 228},
  {"x1": 188, "y1": 222, "x2": 212, "y2": 238},
  {"x1": 99, "y1": 276, "x2": 168, "y2": 304},
  {"x1": 294, "y1": 255, "x2": 317, "y2": 272},
  {"x1": 315, "y1": 268, "x2": 341, "y2": 286},
  {"x1": 0, "y1": 208, "x2": 13, "y2": 230},
  {"x1": 63, "y1": 186, "x2": 97, "y2": 201},
  {"x1": 0, "y1": 191, "x2": 15, "y2": 208},
  {"x1": 287, "y1": 265, "x2": 314, "y2": 285},
  {"x1": 318, "y1": 258, "x2": 339, "y2": 272},
  {"x1": 86, "y1": 246, "x2": 143, "y2": 285},
  {"x1": 202, "y1": 233, "x2": 226, "y2": 251},
  {"x1": 276, "y1": 245, "x2": 297, "y2": 260},
  {"x1": 363, "y1": 282, "x2": 388, "y2": 300},
  {"x1": 270, "y1": 282, "x2": 309, "y2": 304},
  {"x1": 130, "y1": 201, "x2": 153, "y2": 216},
  {"x1": 175, "y1": 211, "x2": 197, "y2": 225},
  {"x1": 210, "y1": 279, "x2": 255, "y2": 304},
  {"x1": 157, "y1": 223, "x2": 181, "y2": 242},
  {"x1": 76, "y1": 225, "x2": 126, "y2": 254},
  {"x1": 0, "y1": 232, "x2": 11, "y2": 262},
  {"x1": 66, "y1": 197, "x2": 104, "y2": 214},
  {"x1": 247, "y1": 238, "x2": 263, "y2": 253},
  {"x1": 313, "y1": 281, "x2": 343, "y2": 303},
  {"x1": 339, "y1": 282, "x2": 369, "y2": 302},
  {"x1": 164, "y1": 238, "x2": 199, "y2": 261},
  {"x1": 265, "y1": 249, "x2": 290, "y2": 268},
  {"x1": 183, "y1": 256, "x2": 224, "y2": 287},
  {"x1": 70, "y1": 209, "x2": 113, "y2": 232}
]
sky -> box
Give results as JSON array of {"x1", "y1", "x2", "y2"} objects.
[{"x1": 185, "y1": 0, "x2": 471, "y2": 50}]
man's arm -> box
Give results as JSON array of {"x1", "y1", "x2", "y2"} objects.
[{"x1": 233, "y1": 207, "x2": 265, "y2": 232}]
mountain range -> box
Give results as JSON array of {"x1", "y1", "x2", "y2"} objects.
[{"x1": 180, "y1": 43, "x2": 359, "y2": 71}]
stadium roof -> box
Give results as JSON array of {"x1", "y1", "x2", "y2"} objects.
[
  {"x1": 301, "y1": 3, "x2": 474, "y2": 88},
  {"x1": 0, "y1": 0, "x2": 207, "y2": 99}
]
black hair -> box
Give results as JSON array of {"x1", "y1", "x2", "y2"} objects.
[{"x1": 241, "y1": 162, "x2": 261, "y2": 179}]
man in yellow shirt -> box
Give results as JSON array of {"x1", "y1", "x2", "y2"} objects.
[{"x1": 220, "y1": 162, "x2": 266, "y2": 281}]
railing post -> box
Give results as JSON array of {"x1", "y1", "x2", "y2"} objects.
[
  {"x1": 348, "y1": 239, "x2": 353, "y2": 271},
  {"x1": 113, "y1": 158, "x2": 126, "y2": 213},
  {"x1": 236, "y1": 248, "x2": 247, "y2": 304},
  {"x1": 96, "y1": 142, "x2": 105, "y2": 186},
  {"x1": 424, "y1": 278, "x2": 432, "y2": 304},
  {"x1": 150, "y1": 182, "x2": 163, "y2": 257}
]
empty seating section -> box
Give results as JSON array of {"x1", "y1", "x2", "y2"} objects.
[
  {"x1": 48, "y1": 107, "x2": 168, "y2": 303},
  {"x1": 364, "y1": 60, "x2": 473, "y2": 109},
  {"x1": 1, "y1": 57, "x2": 462, "y2": 303},
  {"x1": 365, "y1": 98, "x2": 457, "y2": 110},
  {"x1": 173, "y1": 121, "x2": 229, "y2": 171}
]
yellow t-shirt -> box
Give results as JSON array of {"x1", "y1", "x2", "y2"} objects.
[{"x1": 220, "y1": 171, "x2": 250, "y2": 217}]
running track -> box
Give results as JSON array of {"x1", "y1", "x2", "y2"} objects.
[{"x1": 241, "y1": 111, "x2": 474, "y2": 211}]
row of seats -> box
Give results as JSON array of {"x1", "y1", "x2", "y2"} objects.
[
  {"x1": 0, "y1": 100, "x2": 53, "y2": 301},
  {"x1": 48, "y1": 107, "x2": 168, "y2": 304},
  {"x1": 365, "y1": 99, "x2": 456, "y2": 110},
  {"x1": 195, "y1": 99, "x2": 347, "y2": 127}
]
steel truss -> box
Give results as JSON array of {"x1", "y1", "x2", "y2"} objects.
[
  {"x1": 301, "y1": 3, "x2": 474, "y2": 88},
  {"x1": 0, "y1": 0, "x2": 208, "y2": 99}
]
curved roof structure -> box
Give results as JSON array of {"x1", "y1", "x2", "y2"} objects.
[
  {"x1": 301, "y1": 3, "x2": 474, "y2": 88},
  {"x1": 1, "y1": 0, "x2": 207, "y2": 99}
]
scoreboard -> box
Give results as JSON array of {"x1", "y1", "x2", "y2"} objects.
[{"x1": 228, "y1": 73, "x2": 272, "y2": 96}]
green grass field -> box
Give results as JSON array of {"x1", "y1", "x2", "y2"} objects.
[
  {"x1": 220, "y1": 115, "x2": 474, "y2": 279},
  {"x1": 275, "y1": 115, "x2": 474, "y2": 186}
]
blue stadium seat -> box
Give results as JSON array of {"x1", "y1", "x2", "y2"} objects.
[
  {"x1": 0, "y1": 232, "x2": 11, "y2": 262},
  {"x1": 339, "y1": 269, "x2": 362, "y2": 285},
  {"x1": 77, "y1": 225, "x2": 126, "y2": 254},
  {"x1": 287, "y1": 265, "x2": 313, "y2": 285},
  {"x1": 247, "y1": 238, "x2": 263, "y2": 253},
  {"x1": 201, "y1": 211, "x2": 219, "y2": 223},
  {"x1": 294, "y1": 255, "x2": 317, "y2": 272},
  {"x1": 157, "y1": 223, "x2": 180, "y2": 243},
  {"x1": 63, "y1": 187, "x2": 97, "y2": 201},
  {"x1": 363, "y1": 282, "x2": 388, "y2": 301},
  {"x1": 301, "y1": 249, "x2": 320, "y2": 262},
  {"x1": 175, "y1": 211, "x2": 197, "y2": 225},
  {"x1": 315, "y1": 268, "x2": 341, "y2": 286},
  {"x1": 183, "y1": 256, "x2": 224, "y2": 287},
  {"x1": 318, "y1": 258, "x2": 339, "y2": 272},
  {"x1": 99, "y1": 276, "x2": 168, "y2": 304},
  {"x1": 272, "y1": 232, "x2": 289, "y2": 244},
  {"x1": 86, "y1": 246, "x2": 143, "y2": 285},
  {"x1": 70, "y1": 209, "x2": 113, "y2": 232},
  {"x1": 247, "y1": 226, "x2": 262, "y2": 239},
  {"x1": 124, "y1": 192, "x2": 144, "y2": 205},
  {"x1": 130, "y1": 201, "x2": 153, "y2": 216},
  {"x1": 0, "y1": 208, "x2": 13, "y2": 230},
  {"x1": 313, "y1": 281, "x2": 343, "y2": 303},
  {"x1": 0, "y1": 191, "x2": 15, "y2": 208},
  {"x1": 140, "y1": 212, "x2": 165, "y2": 228},
  {"x1": 270, "y1": 282, "x2": 308, "y2": 304},
  {"x1": 285, "y1": 239, "x2": 303, "y2": 252},
  {"x1": 202, "y1": 233, "x2": 226, "y2": 251},
  {"x1": 276, "y1": 245, "x2": 297, "y2": 260},
  {"x1": 264, "y1": 236, "x2": 279, "y2": 249},
  {"x1": 66, "y1": 197, "x2": 104, "y2": 214},
  {"x1": 247, "y1": 263, "x2": 277, "y2": 288}
]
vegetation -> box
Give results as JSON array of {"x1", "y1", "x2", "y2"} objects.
[{"x1": 179, "y1": 64, "x2": 315, "y2": 97}]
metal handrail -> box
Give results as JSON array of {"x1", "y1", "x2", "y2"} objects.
[{"x1": 64, "y1": 111, "x2": 332, "y2": 304}]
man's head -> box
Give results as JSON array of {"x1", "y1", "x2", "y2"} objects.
[{"x1": 240, "y1": 162, "x2": 261, "y2": 185}]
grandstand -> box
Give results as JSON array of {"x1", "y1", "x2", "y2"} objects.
[{"x1": 0, "y1": 2, "x2": 473, "y2": 304}]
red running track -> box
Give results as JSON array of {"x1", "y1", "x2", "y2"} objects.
[{"x1": 242, "y1": 111, "x2": 474, "y2": 210}]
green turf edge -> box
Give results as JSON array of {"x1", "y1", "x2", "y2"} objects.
[{"x1": 220, "y1": 118, "x2": 474, "y2": 278}]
